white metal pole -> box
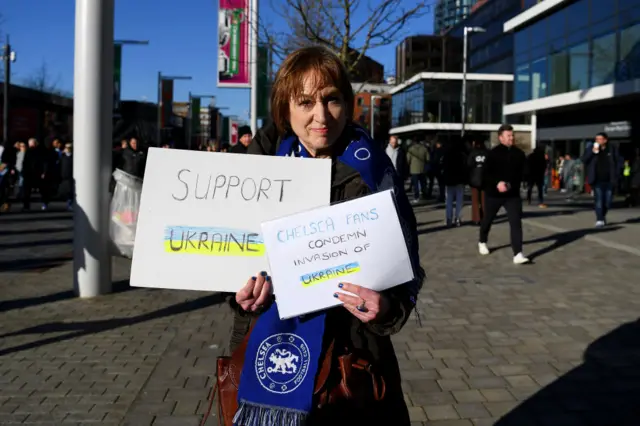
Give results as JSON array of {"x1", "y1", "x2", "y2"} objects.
[
  {"x1": 531, "y1": 112, "x2": 537, "y2": 150},
  {"x1": 249, "y1": 0, "x2": 259, "y2": 134},
  {"x1": 73, "y1": 0, "x2": 114, "y2": 297},
  {"x1": 461, "y1": 27, "x2": 468, "y2": 139}
]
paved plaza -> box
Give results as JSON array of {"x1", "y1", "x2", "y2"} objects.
[{"x1": 1, "y1": 199, "x2": 640, "y2": 425}]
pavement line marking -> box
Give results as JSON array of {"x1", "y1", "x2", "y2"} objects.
[{"x1": 524, "y1": 219, "x2": 640, "y2": 257}]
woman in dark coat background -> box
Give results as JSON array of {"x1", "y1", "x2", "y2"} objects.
[{"x1": 57, "y1": 143, "x2": 74, "y2": 210}]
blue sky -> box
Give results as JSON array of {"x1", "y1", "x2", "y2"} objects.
[{"x1": 2, "y1": 0, "x2": 433, "y2": 121}]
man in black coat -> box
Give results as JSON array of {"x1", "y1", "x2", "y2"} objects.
[
  {"x1": 230, "y1": 125, "x2": 253, "y2": 154},
  {"x1": 467, "y1": 140, "x2": 489, "y2": 225},
  {"x1": 120, "y1": 137, "x2": 146, "y2": 178},
  {"x1": 478, "y1": 125, "x2": 529, "y2": 264}
]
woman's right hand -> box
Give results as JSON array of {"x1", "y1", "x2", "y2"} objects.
[{"x1": 236, "y1": 271, "x2": 273, "y2": 312}]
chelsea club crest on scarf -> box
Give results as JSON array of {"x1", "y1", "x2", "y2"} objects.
[{"x1": 256, "y1": 333, "x2": 311, "y2": 394}]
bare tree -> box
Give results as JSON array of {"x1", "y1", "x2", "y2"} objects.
[
  {"x1": 261, "y1": 0, "x2": 429, "y2": 78},
  {"x1": 22, "y1": 61, "x2": 65, "y2": 95}
]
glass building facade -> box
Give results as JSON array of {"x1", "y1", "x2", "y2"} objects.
[
  {"x1": 513, "y1": 0, "x2": 640, "y2": 103},
  {"x1": 447, "y1": 0, "x2": 523, "y2": 74},
  {"x1": 435, "y1": 0, "x2": 477, "y2": 35},
  {"x1": 391, "y1": 79, "x2": 509, "y2": 128}
]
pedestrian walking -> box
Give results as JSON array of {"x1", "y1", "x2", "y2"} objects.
[
  {"x1": 441, "y1": 140, "x2": 467, "y2": 227},
  {"x1": 526, "y1": 146, "x2": 547, "y2": 207},
  {"x1": 478, "y1": 124, "x2": 530, "y2": 264},
  {"x1": 582, "y1": 132, "x2": 621, "y2": 227},
  {"x1": 57, "y1": 143, "x2": 74, "y2": 211},
  {"x1": 468, "y1": 140, "x2": 488, "y2": 225},
  {"x1": 406, "y1": 139, "x2": 430, "y2": 203},
  {"x1": 385, "y1": 135, "x2": 408, "y2": 180},
  {"x1": 22, "y1": 138, "x2": 48, "y2": 211}
]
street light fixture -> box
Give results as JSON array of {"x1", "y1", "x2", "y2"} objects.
[
  {"x1": 2, "y1": 35, "x2": 17, "y2": 145},
  {"x1": 461, "y1": 26, "x2": 486, "y2": 138},
  {"x1": 370, "y1": 95, "x2": 381, "y2": 140},
  {"x1": 156, "y1": 73, "x2": 192, "y2": 146},
  {"x1": 113, "y1": 40, "x2": 149, "y2": 117}
]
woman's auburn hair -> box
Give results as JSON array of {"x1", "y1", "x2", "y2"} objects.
[{"x1": 270, "y1": 46, "x2": 354, "y2": 134}]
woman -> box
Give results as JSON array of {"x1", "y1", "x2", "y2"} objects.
[{"x1": 228, "y1": 46, "x2": 424, "y2": 426}]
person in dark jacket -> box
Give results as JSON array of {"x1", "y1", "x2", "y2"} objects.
[
  {"x1": 227, "y1": 46, "x2": 424, "y2": 426},
  {"x1": 120, "y1": 137, "x2": 146, "y2": 178},
  {"x1": 230, "y1": 125, "x2": 253, "y2": 154},
  {"x1": 22, "y1": 138, "x2": 48, "y2": 211},
  {"x1": 581, "y1": 132, "x2": 621, "y2": 227},
  {"x1": 385, "y1": 135, "x2": 408, "y2": 180},
  {"x1": 478, "y1": 125, "x2": 530, "y2": 264},
  {"x1": 57, "y1": 143, "x2": 74, "y2": 210},
  {"x1": 441, "y1": 141, "x2": 468, "y2": 226},
  {"x1": 427, "y1": 141, "x2": 445, "y2": 201},
  {"x1": 467, "y1": 140, "x2": 488, "y2": 225},
  {"x1": 526, "y1": 146, "x2": 548, "y2": 208}
]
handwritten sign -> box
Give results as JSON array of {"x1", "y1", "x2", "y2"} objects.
[
  {"x1": 130, "y1": 148, "x2": 331, "y2": 292},
  {"x1": 261, "y1": 190, "x2": 414, "y2": 319}
]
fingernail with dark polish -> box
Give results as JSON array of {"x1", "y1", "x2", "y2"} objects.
[
  {"x1": 266, "y1": 276, "x2": 272, "y2": 281},
  {"x1": 338, "y1": 283, "x2": 343, "y2": 288},
  {"x1": 251, "y1": 276, "x2": 256, "y2": 281},
  {"x1": 333, "y1": 293, "x2": 339, "y2": 298},
  {"x1": 260, "y1": 271, "x2": 267, "y2": 277}
]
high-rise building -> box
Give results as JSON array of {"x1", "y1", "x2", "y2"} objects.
[
  {"x1": 395, "y1": 35, "x2": 463, "y2": 83},
  {"x1": 434, "y1": 0, "x2": 477, "y2": 35}
]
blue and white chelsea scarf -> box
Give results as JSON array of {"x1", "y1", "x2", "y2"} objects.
[{"x1": 233, "y1": 125, "x2": 418, "y2": 426}]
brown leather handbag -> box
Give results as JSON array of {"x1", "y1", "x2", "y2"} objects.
[{"x1": 201, "y1": 323, "x2": 386, "y2": 426}]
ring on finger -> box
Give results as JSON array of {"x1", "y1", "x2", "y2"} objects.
[{"x1": 356, "y1": 299, "x2": 368, "y2": 312}]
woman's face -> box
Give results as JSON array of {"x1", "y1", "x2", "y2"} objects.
[{"x1": 288, "y1": 72, "x2": 347, "y2": 156}]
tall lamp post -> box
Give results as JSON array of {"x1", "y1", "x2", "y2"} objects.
[
  {"x1": 461, "y1": 26, "x2": 485, "y2": 139},
  {"x1": 370, "y1": 95, "x2": 380, "y2": 140},
  {"x1": 2, "y1": 36, "x2": 17, "y2": 146},
  {"x1": 157, "y1": 74, "x2": 191, "y2": 146},
  {"x1": 113, "y1": 40, "x2": 149, "y2": 118},
  {"x1": 249, "y1": 0, "x2": 259, "y2": 134}
]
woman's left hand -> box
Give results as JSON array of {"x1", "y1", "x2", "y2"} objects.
[{"x1": 334, "y1": 282, "x2": 390, "y2": 323}]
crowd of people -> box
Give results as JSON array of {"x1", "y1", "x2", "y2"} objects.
[{"x1": 0, "y1": 138, "x2": 74, "y2": 212}]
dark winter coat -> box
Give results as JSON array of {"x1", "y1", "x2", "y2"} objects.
[
  {"x1": 441, "y1": 143, "x2": 468, "y2": 186},
  {"x1": 483, "y1": 143, "x2": 526, "y2": 198},
  {"x1": 228, "y1": 125, "x2": 425, "y2": 426},
  {"x1": 120, "y1": 148, "x2": 146, "y2": 178},
  {"x1": 467, "y1": 147, "x2": 489, "y2": 189}
]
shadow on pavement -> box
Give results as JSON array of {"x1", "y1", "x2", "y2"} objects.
[
  {"x1": 0, "y1": 254, "x2": 73, "y2": 273},
  {"x1": 0, "y1": 291, "x2": 227, "y2": 357},
  {"x1": 492, "y1": 227, "x2": 621, "y2": 260},
  {"x1": 0, "y1": 279, "x2": 132, "y2": 314},
  {"x1": 495, "y1": 319, "x2": 640, "y2": 426},
  {"x1": 0, "y1": 214, "x2": 72, "y2": 223},
  {"x1": 0, "y1": 226, "x2": 73, "y2": 236},
  {"x1": 0, "y1": 238, "x2": 73, "y2": 250}
]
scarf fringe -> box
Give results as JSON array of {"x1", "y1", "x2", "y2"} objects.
[{"x1": 233, "y1": 400, "x2": 307, "y2": 426}]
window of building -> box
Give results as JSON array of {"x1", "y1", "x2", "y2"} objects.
[
  {"x1": 515, "y1": 63, "x2": 531, "y2": 102},
  {"x1": 530, "y1": 57, "x2": 547, "y2": 99},
  {"x1": 591, "y1": 32, "x2": 617, "y2": 86},
  {"x1": 568, "y1": 42, "x2": 589, "y2": 90},
  {"x1": 618, "y1": 22, "x2": 640, "y2": 80},
  {"x1": 549, "y1": 50, "x2": 569, "y2": 95}
]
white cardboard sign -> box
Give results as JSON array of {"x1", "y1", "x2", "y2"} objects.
[
  {"x1": 130, "y1": 148, "x2": 331, "y2": 292},
  {"x1": 261, "y1": 190, "x2": 414, "y2": 319}
]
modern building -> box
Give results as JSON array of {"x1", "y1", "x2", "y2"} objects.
[
  {"x1": 446, "y1": 0, "x2": 524, "y2": 74},
  {"x1": 435, "y1": 0, "x2": 478, "y2": 35},
  {"x1": 395, "y1": 35, "x2": 463, "y2": 83},
  {"x1": 389, "y1": 72, "x2": 532, "y2": 147},
  {"x1": 503, "y1": 0, "x2": 640, "y2": 159},
  {"x1": 347, "y1": 50, "x2": 385, "y2": 83},
  {"x1": 351, "y1": 83, "x2": 394, "y2": 144}
]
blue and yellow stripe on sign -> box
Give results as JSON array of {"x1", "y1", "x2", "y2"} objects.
[
  {"x1": 164, "y1": 226, "x2": 265, "y2": 256},
  {"x1": 300, "y1": 262, "x2": 361, "y2": 287}
]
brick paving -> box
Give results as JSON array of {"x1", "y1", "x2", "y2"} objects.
[{"x1": 1, "y1": 200, "x2": 639, "y2": 425}]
